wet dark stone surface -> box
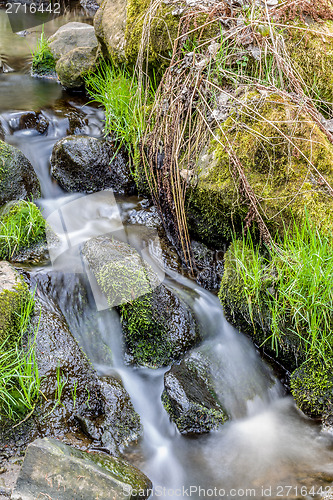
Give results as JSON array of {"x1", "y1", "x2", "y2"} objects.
[{"x1": 51, "y1": 135, "x2": 136, "y2": 194}]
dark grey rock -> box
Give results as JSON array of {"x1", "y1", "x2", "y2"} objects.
[
  {"x1": 56, "y1": 46, "x2": 98, "y2": 89},
  {"x1": 82, "y1": 236, "x2": 201, "y2": 367},
  {"x1": 51, "y1": 135, "x2": 135, "y2": 194},
  {"x1": 80, "y1": 0, "x2": 99, "y2": 11},
  {"x1": 0, "y1": 140, "x2": 40, "y2": 207},
  {"x1": 162, "y1": 351, "x2": 228, "y2": 434},
  {"x1": 12, "y1": 438, "x2": 152, "y2": 500},
  {"x1": 31, "y1": 298, "x2": 142, "y2": 454}
]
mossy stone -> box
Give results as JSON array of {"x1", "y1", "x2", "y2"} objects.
[
  {"x1": 0, "y1": 262, "x2": 30, "y2": 349},
  {"x1": 290, "y1": 359, "x2": 333, "y2": 422}
]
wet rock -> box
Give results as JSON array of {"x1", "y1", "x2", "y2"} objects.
[
  {"x1": 290, "y1": 359, "x2": 333, "y2": 424},
  {"x1": 162, "y1": 351, "x2": 228, "y2": 434},
  {"x1": 56, "y1": 45, "x2": 98, "y2": 89},
  {"x1": 8, "y1": 111, "x2": 49, "y2": 134},
  {"x1": 0, "y1": 262, "x2": 29, "y2": 348},
  {"x1": 0, "y1": 140, "x2": 40, "y2": 207},
  {"x1": 32, "y1": 298, "x2": 142, "y2": 454},
  {"x1": 191, "y1": 240, "x2": 224, "y2": 291},
  {"x1": 83, "y1": 236, "x2": 201, "y2": 367},
  {"x1": 12, "y1": 438, "x2": 152, "y2": 500},
  {"x1": 51, "y1": 135, "x2": 135, "y2": 194},
  {"x1": 49, "y1": 22, "x2": 98, "y2": 62}
]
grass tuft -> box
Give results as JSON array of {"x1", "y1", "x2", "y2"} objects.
[
  {"x1": 84, "y1": 62, "x2": 153, "y2": 175},
  {"x1": 31, "y1": 26, "x2": 55, "y2": 75},
  {"x1": 225, "y1": 213, "x2": 333, "y2": 364},
  {"x1": 0, "y1": 290, "x2": 41, "y2": 422}
]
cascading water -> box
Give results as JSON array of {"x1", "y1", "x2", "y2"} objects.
[{"x1": 1, "y1": 9, "x2": 333, "y2": 499}]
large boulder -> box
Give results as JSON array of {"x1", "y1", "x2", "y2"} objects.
[
  {"x1": 162, "y1": 351, "x2": 228, "y2": 434},
  {"x1": 82, "y1": 236, "x2": 201, "y2": 367},
  {"x1": 49, "y1": 22, "x2": 99, "y2": 88},
  {"x1": 0, "y1": 262, "x2": 29, "y2": 349},
  {"x1": 30, "y1": 298, "x2": 142, "y2": 454},
  {"x1": 0, "y1": 140, "x2": 40, "y2": 207},
  {"x1": 51, "y1": 135, "x2": 135, "y2": 194},
  {"x1": 187, "y1": 90, "x2": 333, "y2": 247},
  {"x1": 12, "y1": 438, "x2": 152, "y2": 500}
]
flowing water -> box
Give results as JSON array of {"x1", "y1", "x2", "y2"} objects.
[{"x1": 1, "y1": 6, "x2": 333, "y2": 499}]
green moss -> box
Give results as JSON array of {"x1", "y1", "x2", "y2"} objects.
[
  {"x1": 286, "y1": 21, "x2": 333, "y2": 105},
  {"x1": 290, "y1": 359, "x2": 333, "y2": 420},
  {"x1": 125, "y1": 3, "x2": 220, "y2": 70},
  {"x1": 0, "y1": 141, "x2": 12, "y2": 187},
  {"x1": 0, "y1": 279, "x2": 30, "y2": 349},
  {"x1": 188, "y1": 91, "x2": 333, "y2": 247},
  {"x1": 120, "y1": 291, "x2": 173, "y2": 367}
]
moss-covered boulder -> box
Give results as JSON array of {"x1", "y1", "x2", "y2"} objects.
[
  {"x1": 0, "y1": 262, "x2": 29, "y2": 349},
  {"x1": 12, "y1": 438, "x2": 152, "y2": 500},
  {"x1": 0, "y1": 140, "x2": 40, "y2": 207},
  {"x1": 82, "y1": 236, "x2": 200, "y2": 367},
  {"x1": 290, "y1": 360, "x2": 333, "y2": 423},
  {"x1": 162, "y1": 351, "x2": 228, "y2": 434},
  {"x1": 56, "y1": 46, "x2": 98, "y2": 89},
  {"x1": 187, "y1": 90, "x2": 333, "y2": 247},
  {"x1": 286, "y1": 20, "x2": 333, "y2": 104}
]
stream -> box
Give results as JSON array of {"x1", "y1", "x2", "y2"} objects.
[{"x1": 1, "y1": 4, "x2": 333, "y2": 499}]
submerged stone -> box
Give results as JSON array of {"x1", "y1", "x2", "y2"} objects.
[
  {"x1": 0, "y1": 140, "x2": 40, "y2": 207},
  {"x1": 162, "y1": 351, "x2": 228, "y2": 434},
  {"x1": 12, "y1": 437, "x2": 152, "y2": 500}
]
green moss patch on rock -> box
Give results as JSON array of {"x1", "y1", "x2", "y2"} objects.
[
  {"x1": 0, "y1": 262, "x2": 30, "y2": 349},
  {"x1": 285, "y1": 20, "x2": 333, "y2": 105},
  {"x1": 162, "y1": 350, "x2": 228, "y2": 434},
  {"x1": 187, "y1": 90, "x2": 333, "y2": 247}
]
